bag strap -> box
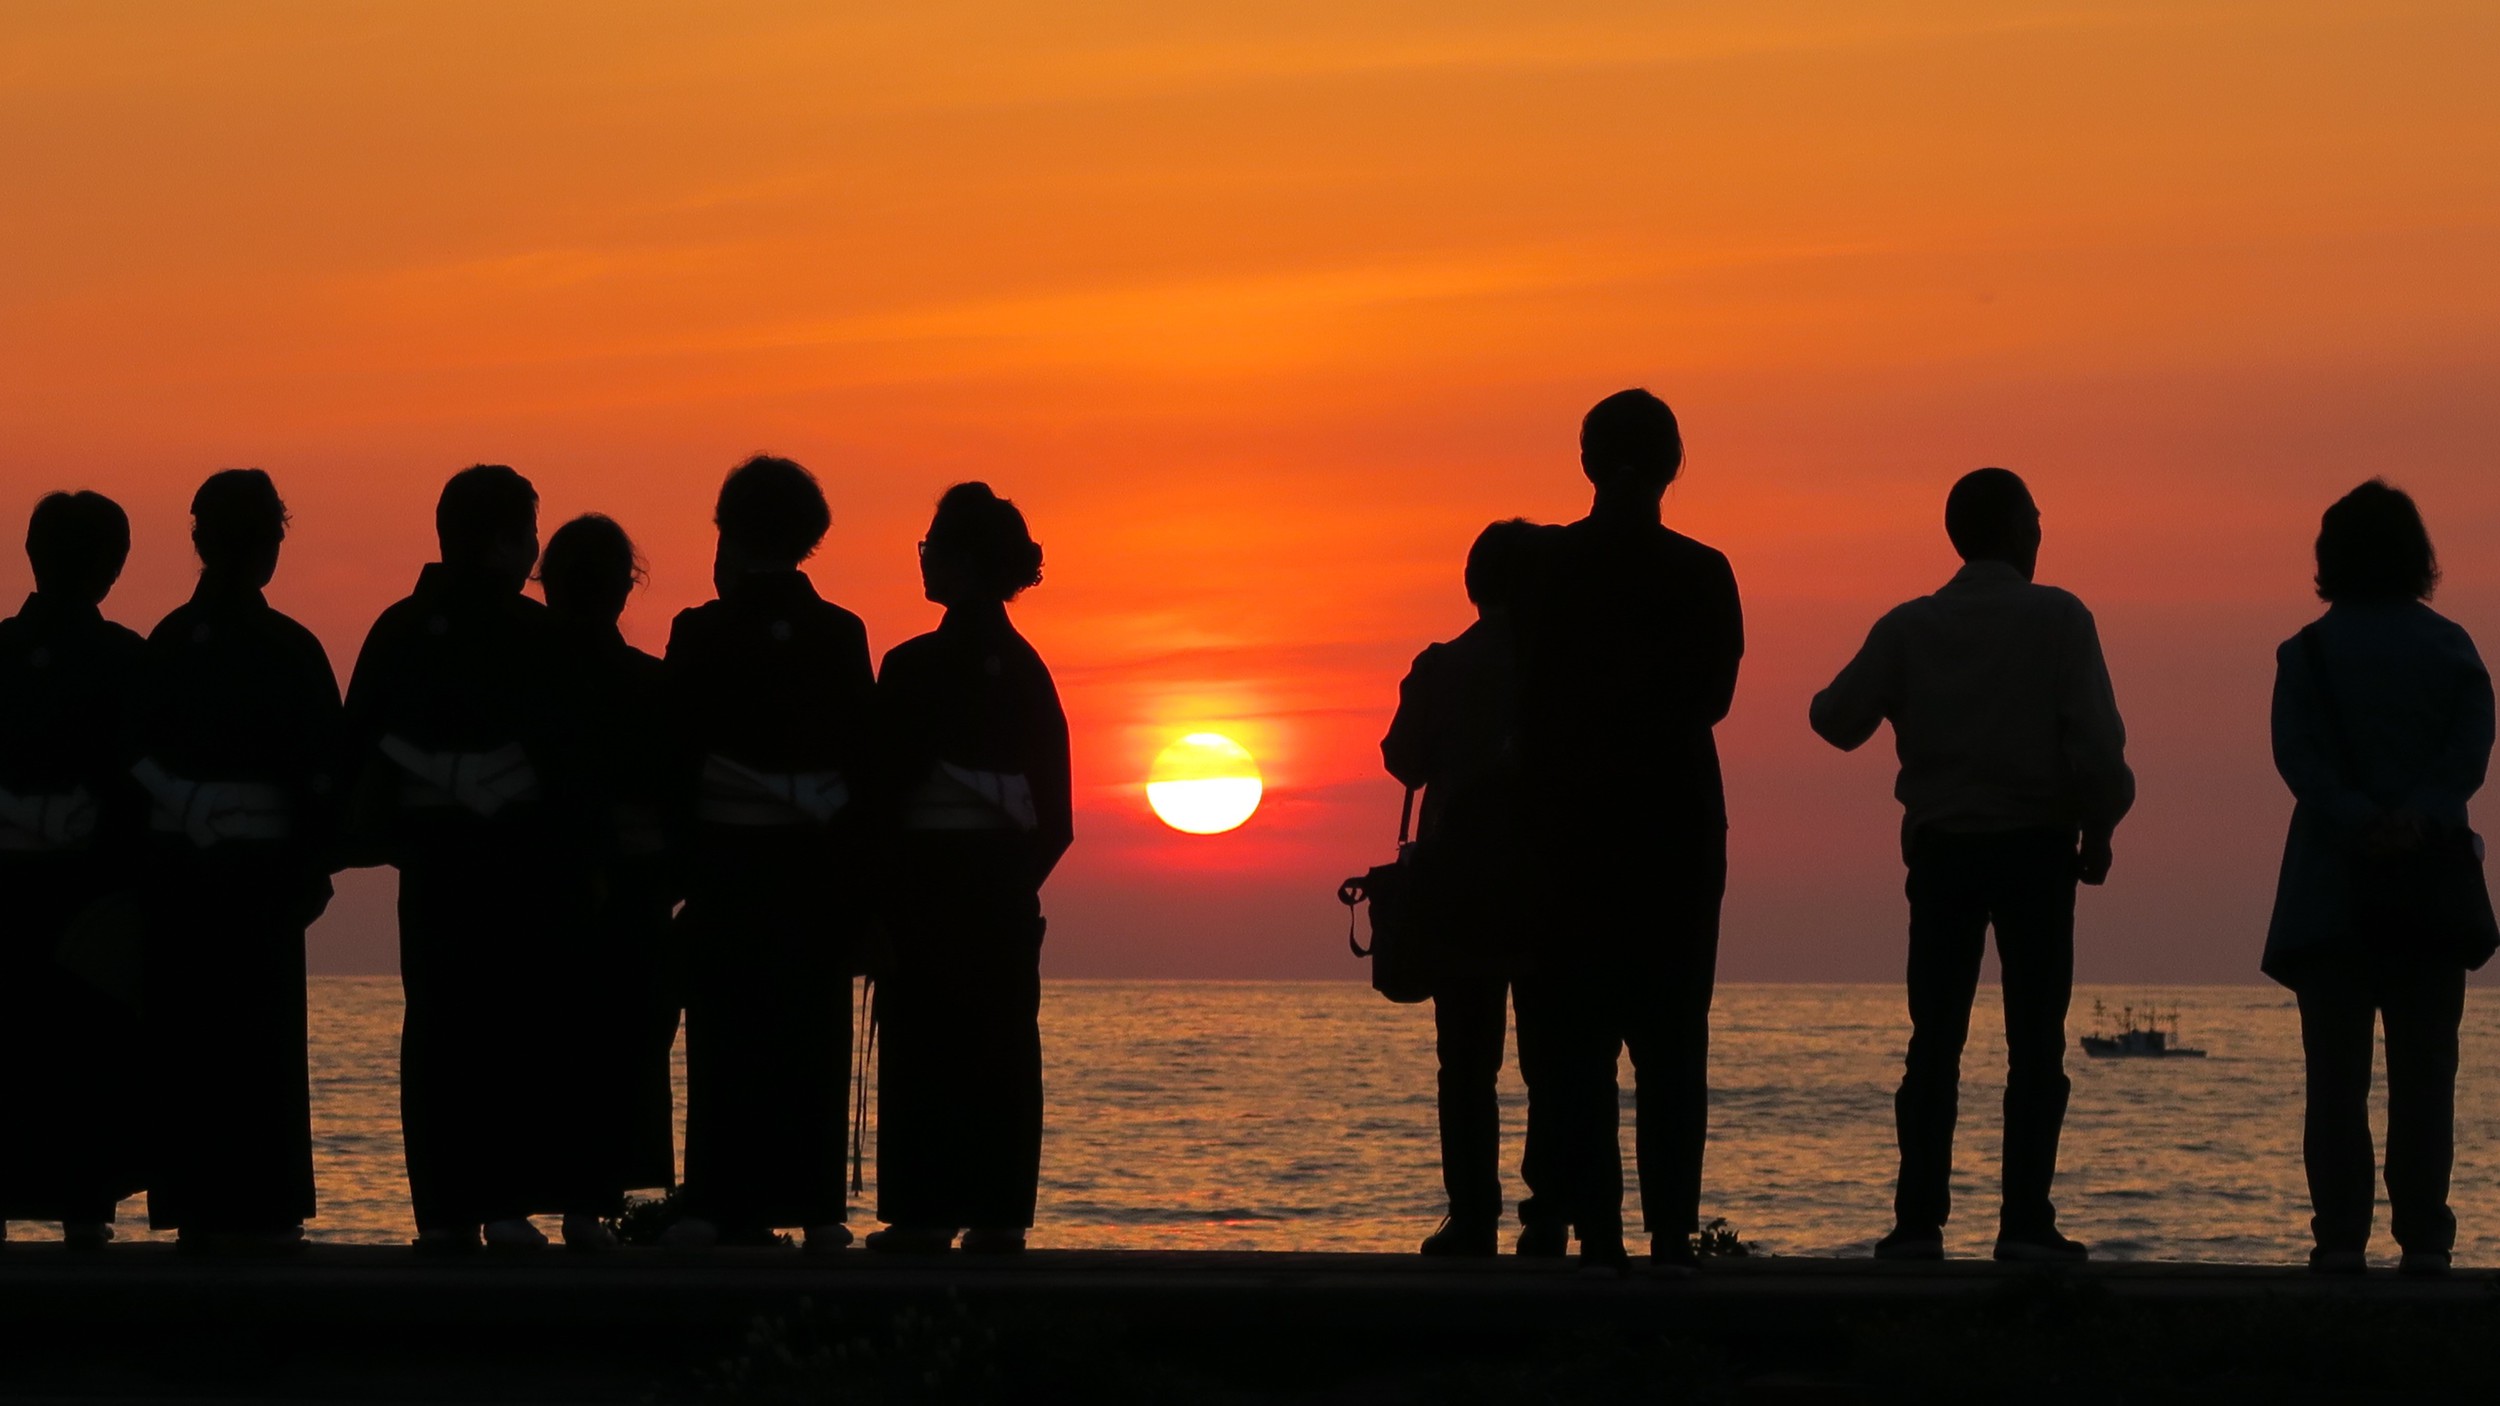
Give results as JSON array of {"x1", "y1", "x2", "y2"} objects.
[{"x1": 1397, "y1": 785, "x2": 1417, "y2": 846}]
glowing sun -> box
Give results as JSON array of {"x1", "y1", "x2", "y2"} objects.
[{"x1": 1147, "y1": 733, "x2": 1263, "y2": 835}]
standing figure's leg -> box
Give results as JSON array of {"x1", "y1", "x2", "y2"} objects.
[
  {"x1": 1623, "y1": 834, "x2": 1725, "y2": 1264},
  {"x1": 1510, "y1": 964, "x2": 1622, "y2": 1257},
  {"x1": 1890, "y1": 831, "x2": 1989, "y2": 1248},
  {"x1": 1427, "y1": 974, "x2": 1508, "y2": 1249},
  {"x1": 2295, "y1": 958, "x2": 2379, "y2": 1262},
  {"x1": 2379, "y1": 957, "x2": 2465, "y2": 1268},
  {"x1": 1990, "y1": 830, "x2": 2078, "y2": 1244}
]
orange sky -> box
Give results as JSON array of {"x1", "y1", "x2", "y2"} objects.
[{"x1": 3, "y1": 1, "x2": 2496, "y2": 980}]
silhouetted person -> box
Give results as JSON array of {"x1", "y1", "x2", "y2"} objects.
[
  {"x1": 0, "y1": 492, "x2": 145, "y2": 1248},
  {"x1": 867, "y1": 483, "x2": 1070, "y2": 1255},
  {"x1": 343, "y1": 465, "x2": 613, "y2": 1252},
  {"x1": 540, "y1": 514, "x2": 679, "y2": 1199},
  {"x1": 1510, "y1": 390, "x2": 1743, "y2": 1273},
  {"x1": 2266, "y1": 481, "x2": 2493, "y2": 1277},
  {"x1": 662, "y1": 457, "x2": 873, "y2": 1250},
  {"x1": 1381, "y1": 518, "x2": 1561, "y2": 1256},
  {"x1": 134, "y1": 471, "x2": 341, "y2": 1252},
  {"x1": 1810, "y1": 467, "x2": 2133, "y2": 1263}
]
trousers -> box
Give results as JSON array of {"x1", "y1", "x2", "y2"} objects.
[
  {"x1": 2294, "y1": 949, "x2": 2465, "y2": 1254},
  {"x1": 1893, "y1": 826, "x2": 2076, "y2": 1236},
  {"x1": 1431, "y1": 978, "x2": 1560, "y2": 1227},
  {"x1": 1510, "y1": 829, "x2": 1723, "y2": 1245}
]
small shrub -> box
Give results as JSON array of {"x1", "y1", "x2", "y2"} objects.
[{"x1": 1691, "y1": 1217, "x2": 1753, "y2": 1259}]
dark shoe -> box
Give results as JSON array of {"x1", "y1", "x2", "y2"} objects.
[
  {"x1": 1649, "y1": 1240, "x2": 1699, "y2": 1280},
  {"x1": 1873, "y1": 1225, "x2": 1944, "y2": 1262},
  {"x1": 959, "y1": 1227, "x2": 1027, "y2": 1255},
  {"x1": 1993, "y1": 1228, "x2": 2089, "y2": 1264},
  {"x1": 1515, "y1": 1221, "x2": 1569, "y2": 1258},
  {"x1": 62, "y1": 1222, "x2": 113, "y2": 1252},
  {"x1": 2308, "y1": 1247, "x2": 2367, "y2": 1276},
  {"x1": 2398, "y1": 1249, "x2": 2451, "y2": 1279},
  {"x1": 864, "y1": 1225, "x2": 957, "y2": 1254},
  {"x1": 413, "y1": 1226, "x2": 481, "y2": 1256},
  {"x1": 1577, "y1": 1232, "x2": 1631, "y2": 1277},
  {"x1": 1420, "y1": 1216, "x2": 1498, "y2": 1257},
  {"x1": 804, "y1": 1223, "x2": 854, "y2": 1254}
]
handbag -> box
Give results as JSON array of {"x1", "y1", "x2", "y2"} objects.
[
  {"x1": 2300, "y1": 627, "x2": 2500, "y2": 969},
  {"x1": 1338, "y1": 787, "x2": 1435, "y2": 1003}
]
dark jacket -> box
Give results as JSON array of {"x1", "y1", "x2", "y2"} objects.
[
  {"x1": 1514, "y1": 516, "x2": 1743, "y2": 841},
  {"x1": 664, "y1": 569, "x2": 876, "y2": 825},
  {"x1": 2265, "y1": 600, "x2": 2495, "y2": 979},
  {"x1": 0, "y1": 593, "x2": 145, "y2": 862},
  {"x1": 135, "y1": 581, "x2": 343, "y2": 913},
  {"x1": 876, "y1": 603, "x2": 1073, "y2": 891}
]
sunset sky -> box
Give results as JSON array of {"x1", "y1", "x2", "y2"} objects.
[{"x1": 4, "y1": 1, "x2": 2495, "y2": 982}]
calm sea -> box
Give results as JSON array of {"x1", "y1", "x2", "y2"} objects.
[{"x1": 36, "y1": 979, "x2": 2500, "y2": 1266}]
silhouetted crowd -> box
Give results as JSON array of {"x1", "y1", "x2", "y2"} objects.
[
  {"x1": 1386, "y1": 389, "x2": 2493, "y2": 1276},
  {"x1": 0, "y1": 457, "x2": 1068, "y2": 1255}
]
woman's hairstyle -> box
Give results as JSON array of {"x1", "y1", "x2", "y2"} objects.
[
  {"x1": 926, "y1": 481, "x2": 1044, "y2": 601},
  {"x1": 715, "y1": 455, "x2": 830, "y2": 564},
  {"x1": 26, "y1": 490, "x2": 131, "y2": 600},
  {"x1": 191, "y1": 468, "x2": 288, "y2": 568},
  {"x1": 2315, "y1": 479, "x2": 2438, "y2": 604},
  {"x1": 1464, "y1": 517, "x2": 1542, "y2": 608},
  {"x1": 539, "y1": 512, "x2": 646, "y2": 604}
]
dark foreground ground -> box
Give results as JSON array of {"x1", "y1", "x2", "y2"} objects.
[{"x1": 0, "y1": 1244, "x2": 2493, "y2": 1404}]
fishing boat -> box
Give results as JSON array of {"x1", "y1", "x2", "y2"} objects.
[{"x1": 2080, "y1": 999, "x2": 2206, "y2": 1058}]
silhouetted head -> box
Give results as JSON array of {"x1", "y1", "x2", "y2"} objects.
[
  {"x1": 1464, "y1": 518, "x2": 1540, "y2": 615},
  {"x1": 714, "y1": 456, "x2": 830, "y2": 581},
  {"x1": 920, "y1": 482, "x2": 1043, "y2": 608},
  {"x1": 539, "y1": 513, "x2": 645, "y2": 626},
  {"x1": 435, "y1": 465, "x2": 540, "y2": 593},
  {"x1": 2315, "y1": 479, "x2": 2438, "y2": 605},
  {"x1": 1579, "y1": 389, "x2": 1684, "y2": 507},
  {"x1": 1944, "y1": 467, "x2": 2041, "y2": 578},
  {"x1": 25, "y1": 491, "x2": 131, "y2": 606},
  {"x1": 191, "y1": 469, "x2": 288, "y2": 590}
]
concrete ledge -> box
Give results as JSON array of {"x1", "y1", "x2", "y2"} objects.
[{"x1": 0, "y1": 1246, "x2": 2492, "y2": 1401}]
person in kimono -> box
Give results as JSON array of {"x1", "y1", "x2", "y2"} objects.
[
  {"x1": 866, "y1": 482, "x2": 1071, "y2": 1255},
  {"x1": 342, "y1": 464, "x2": 613, "y2": 1252},
  {"x1": 0, "y1": 491, "x2": 146, "y2": 1247},
  {"x1": 662, "y1": 456, "x2": 875, "y2": 1250},
  {"x1": 134, "y1": 470, "x2": 342, "y2": 1251},
  {"x1": 539, "y1": 512, "x2": 679, "y2": 1200}
]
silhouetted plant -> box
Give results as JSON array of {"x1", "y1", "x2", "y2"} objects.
[
  {"x1": 1691, "y1": 1217, "x2": 1753, "y2": 1258},
  {"x1": 607, "y1": 1187, "x2": 683, "y2": 1246},
  {"x1": 699, "y1": 1293, "x2": 997, "y2": 1404}
]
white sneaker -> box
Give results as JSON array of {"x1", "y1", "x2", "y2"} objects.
[
  {"x1": 658, "y1": 1216, "x2": 721, "y2": 1249},
  {"x1": 561, "y1": 1214, "x2": 617, "y2": 1253},
  {"x1": 483, "y1": 1217, "x2": 548, "y2": 1249}
]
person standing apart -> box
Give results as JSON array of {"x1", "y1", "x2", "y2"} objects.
[
  {"x1": 663, "y1": 457, "x2": 874, "y2": 1250},
  {"x1": 540, "y1": 514, "x2": 680, "y2": 1203},
  {"x1": 1810, "y1": 467, "x2": 2133, "y2": 1263},
  {"x1": 1381, "y1": 519, "x2": 1561, "y2": 1256},
  {"x1": 0, "y1": 492, "x2": 146, "y2": 1248},
  {"x1": 2265, "y1": 481, "x2": 2493, "y2": 1277},
  {"x1": 343, "y1": 465, "x2": 612, "y2": 1252},
  {"x1": 133, "y1": 471, "x2": 342, "y2": 1252},
  {"x1": 867, "y1": 483, "x2": 1070, "y2": 1255},
  {"x1": 1511, "y1": 390, "x2": 1743, "y2": 1274}
]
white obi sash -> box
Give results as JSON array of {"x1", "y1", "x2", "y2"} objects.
[
  {"x1": 379, "y1": 735, "x2": 542, "y2": 818},
  {"x1": 903, "y1": 762, "x2": 1039, "y2": 833},
  {"x1": 132, "y1": 758, "x2": 292, "y2": 846},
  {"x1": 697, "y1": 754, "x2": 849, "y2": 826},
  {"x1": 0, "y1": 784, "x2": 98, "y2": 852}
]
